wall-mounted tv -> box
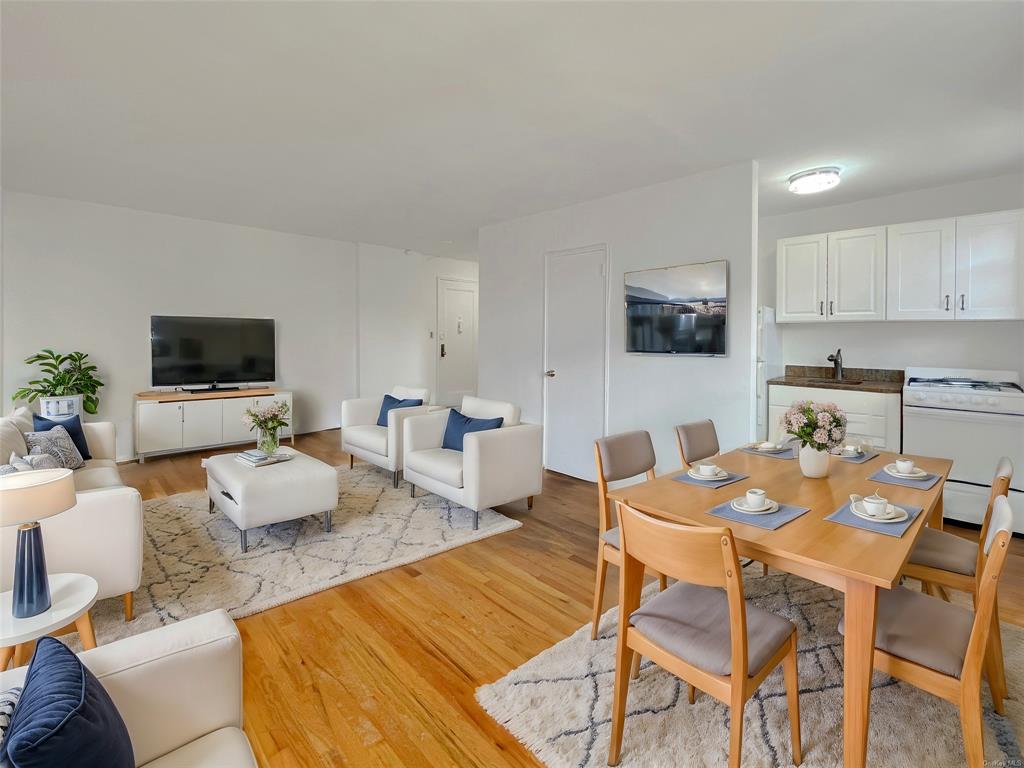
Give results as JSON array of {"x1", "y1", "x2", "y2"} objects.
[
  {"x1": 151, "y1": 316, "x2": 276, "y2": 388},
  {"x1": 625, "y1": 260, "x2": 727, "y2": 356}
]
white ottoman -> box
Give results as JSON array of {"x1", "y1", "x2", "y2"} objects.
[{"x1": 206, "y1": 447, "x2": 338, "y2": 552}]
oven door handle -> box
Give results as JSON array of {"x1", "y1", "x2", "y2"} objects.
[{"x1": 903, "y1": 405, "x2": 1024, "y2": 423}]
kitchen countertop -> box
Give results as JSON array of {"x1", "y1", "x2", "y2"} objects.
[{"x1": 767, "y1": 366, "x2": 904, "y2": 395}]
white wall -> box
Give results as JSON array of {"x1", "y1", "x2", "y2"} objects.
[
  {"x1": 2, "y1": 192, "x2": 360, "y2": 459},
  {"x1": 356, "y1": 243, "x2": 477, "y2": 402},
  {"x1": 478, "y1": 162, "x2": 757, "y2": 476},
  {"x1": 759, "y1": 173, "x2": 1024, "y2": 373}
]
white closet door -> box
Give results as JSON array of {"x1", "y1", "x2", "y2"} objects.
[{"x1": 886, "y1": 219, "x2": 955, "y2": 320}]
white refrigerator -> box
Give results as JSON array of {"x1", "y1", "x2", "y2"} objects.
[{"x1": 755, "y1": 306, "x2": 783, "y2": 441}]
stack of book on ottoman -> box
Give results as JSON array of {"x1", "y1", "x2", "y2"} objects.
[{"x1": 235, "y1": 449, "x2": 293, "y2": 468}]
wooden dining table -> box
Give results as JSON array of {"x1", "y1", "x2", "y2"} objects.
[{"x1": 607, "y1": 447, "x2": 952, "y2": 768}]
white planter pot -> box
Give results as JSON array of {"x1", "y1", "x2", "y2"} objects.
[
  {"x1": 799, "y1": 444, "x2": 830, "y2": 478},
  {"x1": 38, "y1": 394, "x2": 84, "y2": 421}
]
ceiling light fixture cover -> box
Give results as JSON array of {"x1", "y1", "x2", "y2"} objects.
[{"x1": 788, "y1": 167, "x2": 841, "y2": 195}]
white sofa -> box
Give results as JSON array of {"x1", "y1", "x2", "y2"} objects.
[
  {"x1": 0, "y1": 609, "x2": 256, "y2": 767},
  {"x1": 341, "y1": 385, "x2": 431, "y2": 487},
  {"x1": 402, "y1": 396, "x2": 543, "y2": 529},
  {"x1": 0, "y1": 407, "x2": 143, "y2": 620}
]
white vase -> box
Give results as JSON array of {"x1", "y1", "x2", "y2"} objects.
[{"x1": 799, "y1": 444, "x2": 830, "y2": 478}]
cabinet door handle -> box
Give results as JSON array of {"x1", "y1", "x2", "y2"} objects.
[
  {"x1": 960, "y1": 294, "x2": 966, "y2": 311},
  {"x1": 828, "y1": 300, "x2": 834, "y2": 316},
  {"x1": 944, "y1": 294, "x2": 950, "y2": 311},
  {"x1": 819, "y1": 301, "x2": 824, "y2": 316}
]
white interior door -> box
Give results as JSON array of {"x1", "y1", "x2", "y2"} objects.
[
  {"x1": 436, "y1": 278, "x2": 478, "y2": 406},
  {"x1": 544, "y1": 245, "x2": 607, "y2": 481}
]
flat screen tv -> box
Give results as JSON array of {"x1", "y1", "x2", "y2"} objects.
[
  {"x1": 150, "y1": 316, "x2": 276, "y2": 387},
  {"x1": 625, "y1": 260, "x2": 727, "y2": 356}
]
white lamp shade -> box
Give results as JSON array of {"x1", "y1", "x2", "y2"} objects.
[{"x1": 0, "y1": 468, "x2": 76, "y2": 527}]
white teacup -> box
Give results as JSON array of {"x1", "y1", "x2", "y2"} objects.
[
  {"x1": 698, "y1": 463, "x2": 720, "y2": 477},
  {"x1": 862, "y1": 493, "x2": 889, "y2": 518},
  {"x1": 843, "y1": 444, "x2": 861, "y2": 455},
  {"x1": 896, "y1": 458, "x2": 916, "y2": 475},
  {"x1": 745, "y1": 488, "x2": 767, "y2": 509}
]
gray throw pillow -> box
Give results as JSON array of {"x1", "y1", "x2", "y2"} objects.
[
  {"x1": 0, "y1": 463, "x2": 17, "y2": 476},
  {"x1": 23, "y1": 425, "x2": 83, "y2": 470},
  {"x1": 9, "y1": 450, "x2": 60, "y2": 472}
]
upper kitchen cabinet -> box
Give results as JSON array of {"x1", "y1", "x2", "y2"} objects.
[
  {"x1": 886, "y1": 218, "x2": 956, "y2": 320},
  {"x1": 826, "y1": 227, "x2": 887, "y2": 321},
  {"x1": 954, "y1": 209, "x2": 1024, "y2": 320},
  {"x1": 776, "y1": 233, "x2": 827, "y2": 322}
]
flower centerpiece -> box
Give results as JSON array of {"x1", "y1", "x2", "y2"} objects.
[
  {"x1": 780, "y1": 400, "x2": 847, "y2": 478},
  {"x1": 244, "y1": 400, "x2": 290, "y2": 455}
]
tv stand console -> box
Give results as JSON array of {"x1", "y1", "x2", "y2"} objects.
[{"x1": 134, "y1": 388, "x2": 294, "y2": 462}]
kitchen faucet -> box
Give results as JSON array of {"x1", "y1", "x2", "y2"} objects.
[{"x1": 827, "y1": 348, "x2": 843, "y2": 381}]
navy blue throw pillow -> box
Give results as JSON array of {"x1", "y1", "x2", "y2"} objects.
[
  {"x1": 441, "y1": 409, "x2": 503, "y2": 452},
  {"x1": 32, "y1": 414, "x2": 91, "y2": 461},
  {"x1": 376, "y1": 394, "x2": 423, "y2": 427},
  {"x1": 2, "y1": 637, "x2": 133, "y2": 768}
]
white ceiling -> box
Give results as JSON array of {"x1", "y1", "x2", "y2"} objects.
[{"x1": 3, "y1": 1, "x2": 1022, "y2": 257}]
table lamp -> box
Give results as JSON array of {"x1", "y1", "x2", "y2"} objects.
[{"x1": 0, "y1": 468, "x2": 76, "y2": 618}]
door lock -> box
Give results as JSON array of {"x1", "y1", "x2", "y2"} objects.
[
  {"x1": 544, "y1": 370, "x2": 556, "y2": 378},
  {"x1": 440, "y1": 343, "x2": 446, "y2": 358}
]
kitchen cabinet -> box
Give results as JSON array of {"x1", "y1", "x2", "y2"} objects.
[
  {"x1": 826, "y1": 227, "x2": 886, "y2": 321},
  {"x1": 886, "y1": 218, "x2": 956, "y2": 321},
  {"x1": 767, "y1": 385, "x2": 901, "y2": 451},
  {"x1": 776, "y1": 234, "x2": 827, "y2": 322},
  {"x1": 954, "y1": 209, "x2": 1023, "y2": 320}
]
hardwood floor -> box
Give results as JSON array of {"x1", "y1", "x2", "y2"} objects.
[{"x1": 119, "y1": 429, "x2": 1024, "y2": 767}]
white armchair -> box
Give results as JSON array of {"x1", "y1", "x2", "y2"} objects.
[
  {"x1": 0, "y1": 412, "x2": 143, "y2": 620},
  {"x1": 0, "y1": 610, "x2": 256, "y2": 767},
  {"x1": 341, "y1": 386, "x2": 431, "y2": 487},
  {"x1": 402, "y1": 396, "x2": 543, "y2": 529}
]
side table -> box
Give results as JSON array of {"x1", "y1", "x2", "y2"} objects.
[{"x1": 0, "y1": 573, "x2": 99, "y2": 670}]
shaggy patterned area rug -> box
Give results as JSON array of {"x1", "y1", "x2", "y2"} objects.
[
  {"x1": 76, "y1": 463, "x2": 520, "y2": 647},
  {"x1": 477, "y1": 570, "x2": 1023, "y2": 768}
]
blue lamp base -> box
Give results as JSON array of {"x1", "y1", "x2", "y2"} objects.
[{"x1": 13, "y1": 523, "x2": 50, "y2": 618}]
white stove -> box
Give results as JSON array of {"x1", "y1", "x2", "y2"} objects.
[{"x1": 902, "y1": 367, "x2": 1024, "y2": 533}]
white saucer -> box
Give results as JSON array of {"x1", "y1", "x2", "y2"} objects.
[
  {"x1": 730, "y1": 498, "x2": 779, "y2": 515},
  {"x1": 688, "y1": 467, "x2": 729, "y2": 481},
  {"x1": 839, "y1": 448, "x2": 865, "y2": 458},
  {"x1": 850, "y1": 500, "x2": 908, "y2": 524},
  {"x1": 883, "y1": 463, "x2": 928, "y2": 480},
  {"x1": 750, "y1": 443, "x2": 789, "y2": 454}
]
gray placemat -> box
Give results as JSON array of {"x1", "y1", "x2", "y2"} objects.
[
  {"x1": 707, "y1": 499, "x2": 811, "y2": 530},
  {"x1": 836, "y1": 450, "x2": 880, "y2": 464},
  {"x1": 868, "y1": 467, "x2": 941, "y2": 490},
  {"x1": 825, "y1": 501, "x2": 924, "y2": 538},
  {"x1": 672, "y1": 470, "x2": 749, "y2": 489},
  {"x1": 739, "y1": 445, "x2": 797, "y2": 460}
]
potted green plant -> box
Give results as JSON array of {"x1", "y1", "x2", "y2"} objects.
[{"x1": 11, "y1": 350, "x2": 105, "y2": 418}]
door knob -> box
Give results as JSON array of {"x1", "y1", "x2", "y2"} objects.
[{"x1": 544, "y1": 370, "x2": 556, "y2": 378}]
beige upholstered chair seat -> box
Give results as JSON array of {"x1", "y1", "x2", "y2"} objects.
[
  {"x1": 629, "y1": 581, "x2": 795, "y2": 677},
  {"x1": 839, "y1": 586, "x2": 973, "y2": 678},
  {"x1": 908, "y1": 527, "x2": 978, "y2": 576},
  {"x1": 404, "y1": 447, "x2": 464, "y2": 488},
  {"x1": 601, "y1": 527, "x2": 621, "y2": 549},
  {"x1": 343, "y1": 424, "x2": 388, "y2": 456}
]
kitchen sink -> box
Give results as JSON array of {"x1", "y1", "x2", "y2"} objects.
[{"x1": 804, "y1": 378, "x2": 863, "y2": 385}]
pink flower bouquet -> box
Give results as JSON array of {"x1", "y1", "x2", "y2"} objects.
[{"x1": 780, "y1": 400, "x2": 847, "y2": 452}]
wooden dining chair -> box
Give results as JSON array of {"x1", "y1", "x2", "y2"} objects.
[
  {"x1": 902, "y1": 456, "x2": 1013, "y2": 708},
  {"x1": 842, "y1": 495, "x2": 1015, "y2": 767},
  {"x1": 675, "y1": 419, "x2": 720, "y2": 469},
  {"x1": 592, "y1": 432, "x2": 668, "y2": 641},
  {"x1": 608, "y1": 501, "x2": 802, "y2": 768}
]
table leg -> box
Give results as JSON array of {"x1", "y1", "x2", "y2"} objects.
[
  {"x1": 0, "y1": 645, "x2": 13, "y2": 671},
  {"x1": 12, "y1": 641, "x2": 34, "y2": 668},
  {"x1": 75, "y1": 611, "x2": 98, "y2": 650},
  {"x1": 844, "y1": 579, "x2": 878, "y2": 768},
  {"x1": 928, "y1": 494, "x2": 944, "y2": 530}
]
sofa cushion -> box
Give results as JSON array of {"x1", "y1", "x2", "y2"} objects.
[
  {"x1": 33, "y1": 414, "x2": 92, "y2": 460},
  {"x1": 72, "y1": 459, "x2": 124, "y2": 492},
  {"x1": 24, "y1": 425, "x2": 84, "y2": 470},
  {"x1": 405, "y1": 448, "x2": 464, "y2": 488},
  {"x1": 460, "y1": 396, "x2": 520, "y2": 427},
  {"x1": 9, "y1": 451, "x2": 60, "y2": 472},
  {"x1": 3, "y1": 637, "x2": 133, "y2": 768},
  {"x1": 376, "y1": 394, "x2": 423, "y2": 428},
  {"x1": 0, "y1": 419, "x2": 28, "y2": 468},
  {"x1": 441, "y1": 409, "x2": 503, "y2": 452},
  {"x1": 140, "y1": 727, "x2": 256, "y2": 768},
  {"x1": 343, "y1": 425, "x2": 388, "y2": 457}
]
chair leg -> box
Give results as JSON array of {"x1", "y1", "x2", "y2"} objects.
[
  {"x1": 630, "y1": 652, "x2": 641, "y2": 680},
  {"x1": 323, "y1": 510, "x2": 332, "y2": 533},
  {"x1": 728, "y1": 690, "x2": 745, "y2": 768},
  {"x1": 990, "y1": 595, "x2": 1009, "y2": 698},
  {"x1": 688, "y1": 684, "x2": 696, "y2": 705},
  {"x1": 935, "y1": 584, "x2": 952, "y2": 602},
  {"x1": 658, "y1": 573, "x2": 668, "y2": 591},
  {"x1": 473, "y1": 509, "x2": 479, "y2": 530},
  {"x1": 240, "y1": 529, "x2": 248, "y2": 553},
  {"x1": 591, "y1": 553, "x2": 609, "y2": 640},
  {"x1": 762, "y1": 562, "x2": 769, "y2": 577},
  {"x1": 959, "y1": 685, "x2": 985, "y2": 768},
  {"x1": 410, "y1": 483, "x2": 416, "y2": 498},
  {"x1": 527, "y1": 495, "x2": 534, "y2": 510},
  {"x1": 608, "y1": 645, "x2": 634, "y2": 766},
  {"x1": 783, "y1": 633, "x2": 803, "y2": 765},
  {"x1": 208, "y1": 497, "x2": 215, "y2": 514},
  {"x1": 349, "y1": 454, "x2": 354, "y2": 469},
  {"x1": 123, "y1": 592, "x2": 134, "y2": 622},
  {"x1": 393, "y1": 471, "x2": 399, "y2": 488}
]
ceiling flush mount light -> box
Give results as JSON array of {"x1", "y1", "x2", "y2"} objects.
[{"x1": 788, "y1": 167, "x2": 841, "y2": 195}]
